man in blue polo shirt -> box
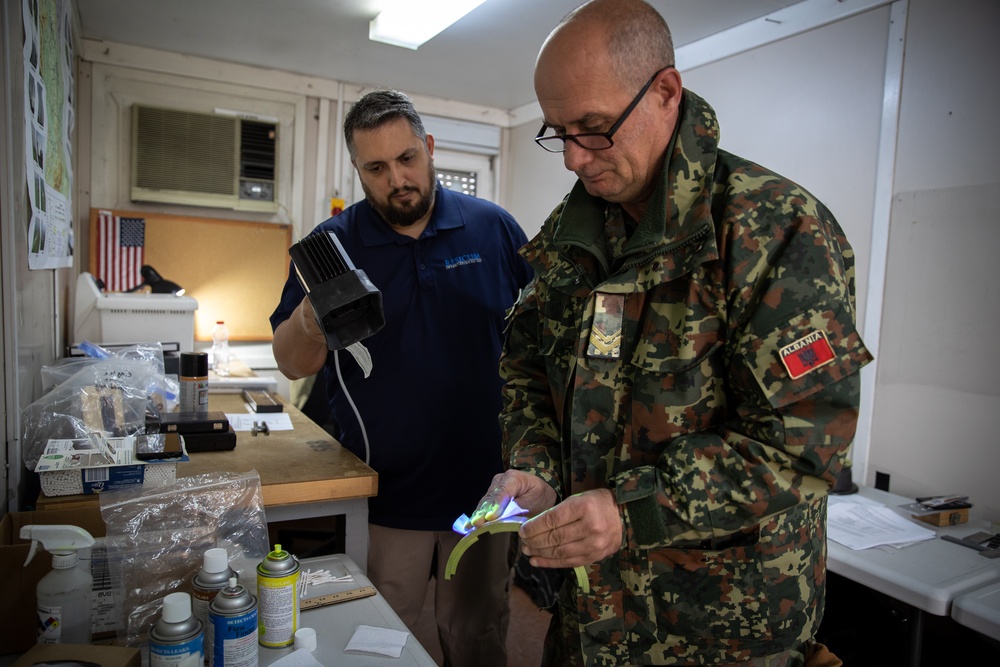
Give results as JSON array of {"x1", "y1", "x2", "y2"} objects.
[{"x1": 270, "y1": 90, "x2": 531, "y2": 666}]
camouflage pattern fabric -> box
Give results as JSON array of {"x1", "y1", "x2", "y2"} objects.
[{"x1": 500, "y1": 89, "x2": 873, "y2": 666}]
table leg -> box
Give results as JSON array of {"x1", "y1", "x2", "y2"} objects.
[
  {"x1": 341, "y1": 498, "x2": 369, "y2": 572},
  {"x1": 264, "y1": 498, "x2": 369, "y2": 572},
  {"x1": 908, "y1": 607, "x2": 924, "y2": 667}
]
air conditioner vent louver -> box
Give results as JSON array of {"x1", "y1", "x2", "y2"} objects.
[
  {"x1": 240, "y1": 120, "x2": 276, "y2": 181},
  {"x1": 134, "y1": 107, "x2": 236, "y2": 195},
  {"x1": 131, "y1": 104, "x2": 278, "y2": 212}
]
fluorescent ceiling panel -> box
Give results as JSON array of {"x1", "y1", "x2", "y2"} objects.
[{"x1": 369, "y1": 0, "x2": 488, "y2": 50}]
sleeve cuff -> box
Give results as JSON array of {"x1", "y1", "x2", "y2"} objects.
[{"x1": 614, "y1": 466, "x2": 669, "y2": 548}]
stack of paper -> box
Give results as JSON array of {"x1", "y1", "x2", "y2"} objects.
[{"x1": 827, "y1": 501, "x2": 936, "y2": 550}]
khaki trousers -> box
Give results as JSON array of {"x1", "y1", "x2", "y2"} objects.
[{"x1": 367, "y1": 523, "x2": 514, "y2": 667}]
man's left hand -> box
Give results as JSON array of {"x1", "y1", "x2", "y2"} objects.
[{"x1": 519, "y1": 488, "x2": 622, "y2": 568}]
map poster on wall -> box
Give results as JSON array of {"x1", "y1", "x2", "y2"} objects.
[{"x1": 23, "y1": 0, "x2": 74, "y2": 269}]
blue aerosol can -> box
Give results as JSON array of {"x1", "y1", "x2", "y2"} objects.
[{"x1": 208, "y1": 577, "x2": 258, "y2": 667}]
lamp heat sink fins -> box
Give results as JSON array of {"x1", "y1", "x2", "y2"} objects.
[{"x1": 289, "y1": 231, "x2": 385, "y2": 351}]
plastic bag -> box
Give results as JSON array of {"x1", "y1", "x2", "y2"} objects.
[
  {"x1": 99, "y1": 470, "x2": 270, "y2": 650},
  {"x1": 41, "y1": 342, "x2": 178, "y2": 413},
  {"x1": 21, "y1": 356, "x2": 165, "y2": 472},
  {"x1": 42, "y1": 342, "x2": 167, "y2": 389}
]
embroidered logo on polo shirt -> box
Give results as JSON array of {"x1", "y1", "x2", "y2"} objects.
[
  {"x1": 779, "y1": 330, "x2": 836, "y2": 380},
  {"x1": 444, "y1": 253, "x2": 483, "y2": 269}
]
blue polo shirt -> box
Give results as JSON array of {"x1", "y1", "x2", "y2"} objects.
[{"x1": 271, "y1": 185, "x2": 532, "y2": 530}]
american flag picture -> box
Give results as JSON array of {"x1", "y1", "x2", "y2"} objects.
[{"x1": 97, "y1": 210, "x2": 146, "y2": 291}]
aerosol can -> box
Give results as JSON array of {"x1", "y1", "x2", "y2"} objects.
[
  {"x1": 149, "y1": 592, "x2": 204, "y2": 666},
  {"x1": 20, "y1": 524, "x2": 96, "y2": 645}
]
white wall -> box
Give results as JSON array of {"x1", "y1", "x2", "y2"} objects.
[
  {"x1": 501, "y1": 122, "x2": 577, "y2": 239},
  {"x1": 682, "y1": 7, "x2": 889, "y2": 334},
  {"x1": 868, "y1": 0, "x2": 1000, "y2": 519}
]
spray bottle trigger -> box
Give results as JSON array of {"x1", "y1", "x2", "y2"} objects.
[{"x1": 24, "y1": 539, "x2": 38, "y2": 567}]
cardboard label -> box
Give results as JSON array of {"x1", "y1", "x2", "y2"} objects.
[{"x1": 82, "y1": 465, "x2": 146, "y2": 494}]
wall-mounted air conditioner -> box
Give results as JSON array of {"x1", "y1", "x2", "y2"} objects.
[{"x1": 131, "y1": 105, "x2": 278, "y2": 212}]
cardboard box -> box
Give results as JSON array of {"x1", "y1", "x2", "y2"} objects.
[
  {"x1": 912, "y1": 507, "x2": 970, "y2": 526},
  {"x1": 34, "y1": 436, "x2": 180, "y2": 497},
  {"x1": 11, "y1": 642, "x2": 140, "y2": 667},
  {"x1": 0, "y1": 507, "x2": 107, "y2": 655}
]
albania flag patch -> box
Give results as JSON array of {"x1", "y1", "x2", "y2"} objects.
[{"x1": 779, "y1": 330, "x2": 836, "y2": 380}]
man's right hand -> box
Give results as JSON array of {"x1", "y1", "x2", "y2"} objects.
[
  {"x1": 465, "y1": 470, "x2": 557, "y2": 530},
  {"x1": 272, "y1": 297, "x2": 329, "y2": 379}
]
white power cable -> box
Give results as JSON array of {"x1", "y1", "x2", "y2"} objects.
[{"x1": 333, "y1": 349, "x2": 371, "y2": 466}]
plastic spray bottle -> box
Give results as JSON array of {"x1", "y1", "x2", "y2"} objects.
[{"x1": 20, "y1": 524, "x2": 96, "y2": 645}]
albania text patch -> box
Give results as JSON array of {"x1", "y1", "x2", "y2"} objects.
[{"x1": 779, "y1": 330, "x2": 835, "y2": 380}]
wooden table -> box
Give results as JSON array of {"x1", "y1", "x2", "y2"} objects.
[{"x1": 35, "y1": 394, "x2": 378, "y2": 568}]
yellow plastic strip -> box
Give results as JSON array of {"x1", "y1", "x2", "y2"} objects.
[{"x1": 444, "y1": 517, "x2": 589, "y2": 594}]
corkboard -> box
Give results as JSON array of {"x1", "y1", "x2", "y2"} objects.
[{"x1": 89, "y1": 208, "x2": 292, "y2": 341}]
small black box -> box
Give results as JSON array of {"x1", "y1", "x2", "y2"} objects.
[
  {"x1": 183, "y1": 426, "x2": 237, "y2": 453},
  {"x1": 243, "y1": 390, "x2": 283, "y2": 413},
  {"x1": 152, "y1": 411, "x2": 230, "y2": 434}
]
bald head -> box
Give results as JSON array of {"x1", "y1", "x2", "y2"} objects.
[
  {"x1": 532, "y1": 0, "x2": 683, "y2": 216},
  {"x1": 537, "y1": 0, "x2": 674, "y2": 93}
]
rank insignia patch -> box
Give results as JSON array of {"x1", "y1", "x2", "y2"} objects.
[
  {"x1": 779, "y1": 330, "x2": 835, "y2": 380},
  {"x1": 587, "y1": 293, "x2": 624, "y2": 360}
]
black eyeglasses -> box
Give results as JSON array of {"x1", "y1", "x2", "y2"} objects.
[{"x1": 534, "y1": 66, "x2": 673, "y2": 153}]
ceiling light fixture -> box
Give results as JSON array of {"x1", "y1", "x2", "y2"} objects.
[{"x1": 369, "y1": 0, "x2": 488, "y2": 50}]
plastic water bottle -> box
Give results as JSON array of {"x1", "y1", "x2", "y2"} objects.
[{"x1": 211, "y1": 321, "x2": 230, "y2": 377}]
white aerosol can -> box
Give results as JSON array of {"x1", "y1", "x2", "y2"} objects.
[
  {"x1": 149, "y1": 592, "x2": 204, "y2": 666},
  {"x1": 192, "y1": 547, "x2": 237, "y2": 662},
  {"x1": 20, "y1": 524, "x2": 95, "y2": 645}
]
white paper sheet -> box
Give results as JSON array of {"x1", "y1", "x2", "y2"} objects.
[
  {"x1": 344, "y1": 624, "x2": 409, "y2": 658},
  {"x1": 225, "y1": 412, "x2": 294, "y2": 432},
  {"x1": 828, "y1": 501, "x2": 935, "y2": 550},
  {"x1": 268, "y1": 647, "x2": 323, "y2": 667}
]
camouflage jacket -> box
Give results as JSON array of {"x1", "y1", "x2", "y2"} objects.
[{"x1": 500, "y1": 90, "x2": 873, "y2": 666}]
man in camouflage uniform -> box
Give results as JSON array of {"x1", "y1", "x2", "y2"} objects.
[{"x1": 467, "y1": 1, "x2": 872, "y2": 665}]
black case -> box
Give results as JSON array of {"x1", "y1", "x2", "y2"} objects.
[
  {"x1": 151, "y1": 411, "x2": 230, "y2": 434},
  {"x1": 136, "y1": 432, "x2": 184, "y2": 460},
  {"x1": 183, "y1": 426, "x2": 238, "y2": 452},
  {"x1": 243, "y1": 390, "x2": 283, "y2": 413}
]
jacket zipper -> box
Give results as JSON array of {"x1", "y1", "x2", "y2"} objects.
[
  {"x1": 620, "y1": 223, "x2": 712, "y2": 274},
  {"x1": 557, "y1": 223, "x2": 712, "y2": 289}
]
